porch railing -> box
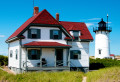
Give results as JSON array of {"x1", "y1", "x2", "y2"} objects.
[{"x1": 23, "y1": 60, "x2": 70, "y2": 68}]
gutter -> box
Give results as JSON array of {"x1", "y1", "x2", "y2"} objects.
[
  {"x1": 19, "y1": 39, "x2": 22, "y2": 73},
  {"x1": 5, "y1": 36, "x2": 18, "y2": 43}
]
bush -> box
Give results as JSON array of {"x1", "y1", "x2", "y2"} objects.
[
  {"x1": 0, "y1": 55, "x2": 8, "y2": 66},
  {"x1": 90, "y1": 58, "x2": 120, "y2": 70}
]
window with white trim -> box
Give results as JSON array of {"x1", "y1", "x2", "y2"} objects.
[
  {"x1": 70, "y1": 50, "x2": 81, "y2": 59},
  {"x1": 73, "y1": 31, "x2": 79, "y2": 40},
  {"x1": 10, "y1": 50, "x2": 13, "y2": 57},
  {"x1": 31, "y1": 29, "x2": 37, "y2": 38},
  {"x1": 28, "y1": 29, "x2": 41, "y2": 39},
  {"x1": 50, "y1": 30, "x2": 62, "y2": 39},
  {"x1": 28, "y1": 49, "x2": 40, "y2": 60},
  {"x1": 99, "y1": 49, "x2": 102, "y2": 54},
  {"x1": 16, "y1": 49, "x2": 18, "y2": 59}
]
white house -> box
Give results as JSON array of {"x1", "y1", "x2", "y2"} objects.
[{"x1": 6, "y1": 7, "x2": 93, "y2": 73}]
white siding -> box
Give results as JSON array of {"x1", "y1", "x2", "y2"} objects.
[
  {"x1": 68, "y1": 42, "x2": 89, "y2": 67},
  {"x1": 9, "y1": 40, "x2": 20, "y2": 68},
  {"x1": 22, "y1": 26, "x2": 67, "y2": 45},
  {"x1": 95, "y1": 31, "x2": 110, "y2": 59},
  {"x1": 8, "y1": 25, "x2": 91, "y2": 69}
]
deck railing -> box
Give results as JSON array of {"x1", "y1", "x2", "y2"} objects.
[{"x1": 23, "y1": 60, "x2": 70, "y2": 68}]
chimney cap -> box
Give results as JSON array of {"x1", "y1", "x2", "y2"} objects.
[
  {"x1": 34, "y1": 6, "x2": 39, "y2": 9},
  {"x1": 33, "y1": 6, "x2": 39, "y2": 16},
  {"x1": 56, "y1": 13, "x2": 59, "y2": 21}
]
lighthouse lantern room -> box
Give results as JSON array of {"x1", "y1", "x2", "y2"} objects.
[{"x1": 94, "y1": 18, "x2": 112, "y2": 59}]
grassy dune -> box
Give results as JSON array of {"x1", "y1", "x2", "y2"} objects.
[
  {"x1": 0, "y1": 70, "x2": 84, "y2": 82},
  {"x1": 86, "y1": 66, "x2": 120, "y2": 82}
]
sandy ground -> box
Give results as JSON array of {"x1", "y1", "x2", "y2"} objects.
[
  {"x1": 2, "y1": 66, "x2": 16, "y2": 75},
  {"x1": 82, "y1": 77, "x2": 87, "y2": 82}
]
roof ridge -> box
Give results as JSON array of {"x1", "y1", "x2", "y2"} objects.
[{"x1": 59, "y1": 21, "x2": 85, "y2": 23}]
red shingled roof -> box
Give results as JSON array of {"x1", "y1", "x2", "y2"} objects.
[
  {"x1": 7, "y1": 9, "x2": 60, "y2": 40},
  {"x1": 24, "y1": 41, "x2": 71, "y2": 47},
  {"x1": 7, "y1": 9, "x2": 93, "y2": 42},
  {"x1": 110, "y1": 54, "x2": 115, "y2": 56},
  {"x1": 60, "y1": 21, "x2": 93, "y2": 40}
]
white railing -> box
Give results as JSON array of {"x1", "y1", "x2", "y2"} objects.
[{"x1": 23, "y1": 60, "x2": 70, "y2": 68}]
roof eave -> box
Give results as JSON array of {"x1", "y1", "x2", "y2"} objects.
[
  {"x1": 22, "y1": 46, "x2": 72, "y2": 48},
  {"x1": 5, "y1": 36, "x2": 19, "y2": 43},
  {"x1": 80, "y1": 39, "x2": 94, "y2": 42}
]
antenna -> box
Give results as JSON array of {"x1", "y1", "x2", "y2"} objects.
[
  {"x1": 33, "y1": 0, "x2": 34, "y2": 8},
  {"x1": 33, "y1": 0, "x2": 35, "y2": 16},
  {"x1": 107, "y1": 14, "x2": 108, "y2": 28}
]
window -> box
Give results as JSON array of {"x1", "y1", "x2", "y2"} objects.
[
  {"x1": 70, "y1": 50, "x2": 81, "y2": 59},
  {"x1": 16, "y1": 49, "x2": 18, "y2": 59},
  {"x1": 31, "y1": 29, "x2": 37, "y2": 38},
  {"x1": 10, "y1": 50, "x2": 13, "y2": 57},
  {"x1": 28, "y1": 29, "x2": 41, "y2": 39},
  {"x1": 73, "y1": 31, "x2": 79, "y2": 41},
  {"x1": 53, "y1": 30, "x2": 59, "y2": 39},
  {"x1": 28, "y1": 49, "x2": 40, "y2": 60},
  {"x1": 99, "y1": 49, "x2": 101, "y2": 54},
  {"x1": 50, "y1": 30, "x2": 62, "y2": 39}
]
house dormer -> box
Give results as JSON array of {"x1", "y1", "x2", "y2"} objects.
[{"x1": 70, "y1": 30, "x2": 81, "y2": 40}]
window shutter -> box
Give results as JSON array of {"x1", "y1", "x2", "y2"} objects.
[
  {"x1": 37, "y1": 29, "x2": 41, "y2": 39},
  {"x1": 50, "y1": 30, "x2": 53, "y2": 39},
  {"x1": 28, "y1": 29, "x2": 31, "y2": 38},
  {"x1": 28, "y1": 50, "x2": 31, "y2": 59},
  {"x1": 78, "y1": 51, "x2": 81, "y2": 59},
  {"x1": 70, "y1": 51, "x2": 74, "y2": 59},
  {"x1": 59, "y1": 30, "x2": 62, "y2": 39},
  {"x1": 37, "y1": 50, "x2": 40, "y2": 59}
]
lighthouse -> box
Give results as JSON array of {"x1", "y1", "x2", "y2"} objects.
[{"x1": 94, "y1": 18, "x2": 112, "y2": 59}]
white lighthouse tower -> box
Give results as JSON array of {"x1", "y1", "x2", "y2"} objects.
[{"x1": 94, "y1": 18, "x2": 112, "y2": 59}]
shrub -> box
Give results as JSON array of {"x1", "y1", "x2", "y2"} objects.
[
  {"x1": 0, "y1": 55, "x2": 8, "y2": 66},
  {"x1": 90, "y1": 58, "x2": 120, "y2": 70}
]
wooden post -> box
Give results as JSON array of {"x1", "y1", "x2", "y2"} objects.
[
  {"x1": 40, "y1": 48, "x2": 42, "y2": 68},
  {"x1": 55, "y1": 48, "x2": 56, "y2": 67},
  {"x1": 68, "y1": 48, "x2": 70, "y2": 67},
  {"x1": 25, "y1": 48, "x2": 27, "y2": 72}
]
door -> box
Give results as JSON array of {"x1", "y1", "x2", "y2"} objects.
[{"x1": 56, "y1": 49, "x2": 63, "y2": 66}]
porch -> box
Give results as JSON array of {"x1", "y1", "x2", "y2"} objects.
[{"x1": 22, "y1": 41, "x2": 71, "y2": 71}]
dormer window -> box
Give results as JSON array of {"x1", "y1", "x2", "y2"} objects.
[
  {"x1": 73, "y1": 31, "x2": 79, "y2": 40},
  {"x1": 28, "y1": 29, "x2": 41, "y2": 39}
]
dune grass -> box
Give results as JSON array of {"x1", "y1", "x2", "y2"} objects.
[
  {"x1": 86, "y1": 66, "x2": 120, "y2": 82},
  {"x1": 0, "y1": 69, "x2": 84, "y2": 82}
]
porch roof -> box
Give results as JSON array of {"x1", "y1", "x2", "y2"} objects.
[{"x1": 23, "y1": 41, "x2": 71, "y2": 48}]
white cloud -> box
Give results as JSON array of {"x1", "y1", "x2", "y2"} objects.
[
  {"x1": 86, "y1": 23, "x2": 94, "y2": 27},
  {"x1": 106, "y1": 22, "x2": 112, "y2": 24},
  {"x1": 0, "y1": 51, "x2": 8, "y2": 55},
  {"x1": 88, "y1": 18, "x2": 101, "y2": 20},
  {"x1": 0, "y1": 35, "x2": 5, "y2": 37}
]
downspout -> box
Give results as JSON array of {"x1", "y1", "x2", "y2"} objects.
[
  {"x1": 19, "y1": 39, "x2": 22, "y2": 73},
  {"x1": 8, "y1": 43, "x2": 10, "y2": 68}
]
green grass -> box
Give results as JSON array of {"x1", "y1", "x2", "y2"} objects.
[
  {"x1": 86, "y1": 66, "x2": 120, "y2": 82},
  {"x1": 0, "y1": 70, "x2": 84, "y2": 82}
]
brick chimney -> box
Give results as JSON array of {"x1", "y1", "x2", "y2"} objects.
[
  {"x1": 34, "y1": 7, "x2": 39, "y2": 16},
  {"x1": 56, "y1": 13, "x2": 59, "y2": 21}
]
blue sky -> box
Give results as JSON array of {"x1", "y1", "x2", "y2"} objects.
[{"x1": 0, "y1": 0, "x2": 120, "y2": 56}]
